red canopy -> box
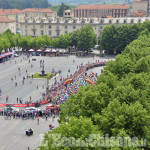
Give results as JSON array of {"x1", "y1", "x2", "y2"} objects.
[{"x1": 3, "y1": 52, "x2": 12, "y2": 57}]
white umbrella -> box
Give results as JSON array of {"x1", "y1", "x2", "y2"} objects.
[
  {"x1": 37, "y1": 49, "x2": 42, "y2": 52},
  {"x1": 45, "y1": 49, "x2": 51, "y2": 52},
  {"x1": 28, "y1": 49, "x2": 35, "y2": 52}
]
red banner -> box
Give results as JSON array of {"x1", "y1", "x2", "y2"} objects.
[
  {"x1": 28, "y1": 103, "x2": 35, "y2": 107},
  {"x1": 13, "y1": 104, "x2": 27, "y2": 107},
  {"x1": 0, "y1": 104, "x2": 7, "y2": 107},
  {"x1": 0, "y1": 100, "x2": 49, "y2": 108},
  {"x1": 40, "y1": 100, "x2": 49, "y2": 105}
]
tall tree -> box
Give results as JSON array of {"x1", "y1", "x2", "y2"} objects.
[
  {"x1": 100, "y1": 24, "x2": 117, "y2": 54},
  {"x1": 58, "y1": 33, "x2": 71, "y2": 49},
  {"x1": 39, "y1": 117, "x2": 101, "y2": 150},
  {"x1": 70, "y1": 29, "x2": 80, "y2": 48},
  {"x1": 94, "y1": 99, "x2": 150, "y2": 139},
  {"x1": 51, "y1": 38, "x2": 59, "y2": 48},
  {"x1": 42, "y1": 35, "x2": 52, "y2": 48},
  {"x1": 58, "y1": 2, "x2": 70, "y2": 17},
  {"x1": 78, "y1": 25, "x2": 97, "y2": 51},
  {"x1": 0, "y1": 0, "x2": 49, "y2": 9}
]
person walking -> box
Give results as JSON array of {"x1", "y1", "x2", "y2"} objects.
[
  {"x1": 37, "y1": 86, "x2": 38, "y2": 90},
  {"x1": 45, "y1": 114, "x2": 48, "y2": 121},
  {"x1": 37, "y1": 117, "x2": 39, "y2": 125},
  {"x1": 0, "y1": 88, "x2": 2, "y2": 96},
  {"x1": 17, "y1": 97, "x2": 18, "y2": 103},
  {"x1": 52, "y1": 114, "x2": 55, "y2": 121},
  {"x1": 6, "y1": 96, "x2": 9, "y2": 103},
  {"x1": 30, "y1": 96, "x2": 31, "y2": 101}
]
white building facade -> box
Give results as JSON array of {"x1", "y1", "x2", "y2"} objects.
[
  {"x1": 0, "y1": 17, "x2": 16, "y2": 34},
  {"x1": 19, "y1": 17, "x2": 150, "y2": 40}
]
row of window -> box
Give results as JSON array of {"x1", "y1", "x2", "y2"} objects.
[
  {"x1": 26, "y1": 29, "x2": 102, "y2": 37},
  {"x1": 26, "y1": 25, "x2": 104, "y2": 30},
  {"x1": 32, "y1": 26, "x2": 102, "y2": 36},
  {"x1": 42, "y1": 30, "x2": 68, "y2": 36},
  {"x1": 26, "y1": 30, "x2": 68, "y2": 36},
  {"x1": 26, "y1": 26, "x2": 103, "y2": 35},
  {"x1": 26, "y1": 25, "x2": 76, "y2": 29},
  {"x1": 25, "y1": 19, "x2": 139, "y2": 29}
]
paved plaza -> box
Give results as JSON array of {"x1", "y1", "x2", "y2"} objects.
[
  {"x1": 0, "y1": 55, "x2": 111, "y2": 104},
  {"x1": 0, "y1": 54, "x2": 114, "y2": 150},
  {"x1": 0, "y1": 115, "x2": 59, "y2": 150}
]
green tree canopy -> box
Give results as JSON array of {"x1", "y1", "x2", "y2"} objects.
[
  {"x1": 70, "y1": 29, "x2": 80, "y2": 48},
  {"x1": 51, "y1": 38, "x2": 59, "y2": 48},
  {"x1": 58, "y1": 2, "x2": 70, "y2": 17},
  {"x1": 0, "y1": 0, "x2": 49, "y2": 9},
  {"x1": 94, "y1": 99, "x2": 150, "y2": 139},
  {"x1": 78, "y1": 25, "x2": 97, "y2": 51},
  {"x1": 39, "y1": 117, "x2": 102, "y2": 150},
  {"x1": 58, "y1": 33, "x2": 71, "y2": 49}
]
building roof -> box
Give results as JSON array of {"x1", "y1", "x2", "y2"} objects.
[
  {"x1": 0, "y1": 9, "x2": 22, "y2": 15},
  {"x1": 22, "y1": 8, "x2": 56, "y2": 13},
  {"x1": 107, "y1": 16, "x2": 113, "y2": 18},
  {"x1": 133, "y1": 10, "x2": 147, "y2": 17},
  {"x1": 0, "y1": 17, "x2": 15, "y2": 23},
  {"x1": 0, "y1": 8, "x2": 56, "y2": 16},
  {"x1": 133, "y1": 0, "x2": 148, "y2": 3},
  {"x1": 74, "y1": 4, "x2": 130, "y2": 10}
]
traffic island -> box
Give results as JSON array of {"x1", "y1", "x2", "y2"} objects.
[{"x1": 31, "y1": 73, "x2": 54, "y2": 79}]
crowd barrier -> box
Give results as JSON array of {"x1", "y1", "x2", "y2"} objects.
[{"x1": 0, "y1": 100, "x2": 49, "y2": 108}]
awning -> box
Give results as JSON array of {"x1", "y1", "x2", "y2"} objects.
[
  {"x1": 37, "y1": 49, "x2": 42, "y2": 52},
  {"x1": 51, "y1": 49, "x2": 58, "y2": 53},
  {"x1": 45, "y1": 49, "x2": 51, "y2": 52},
  {"x1": 28, "y1": 49, "x2": 35, "y2": 52},
  {"x1": 0, "y1": 55, "x2": 4, "y2": 59},
  {"x1": 45, "y1": 49, "x2": 58, "y2": 53},
  {"x1": 3, "y1": 52, "x2": 12, "y2": 57}
]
